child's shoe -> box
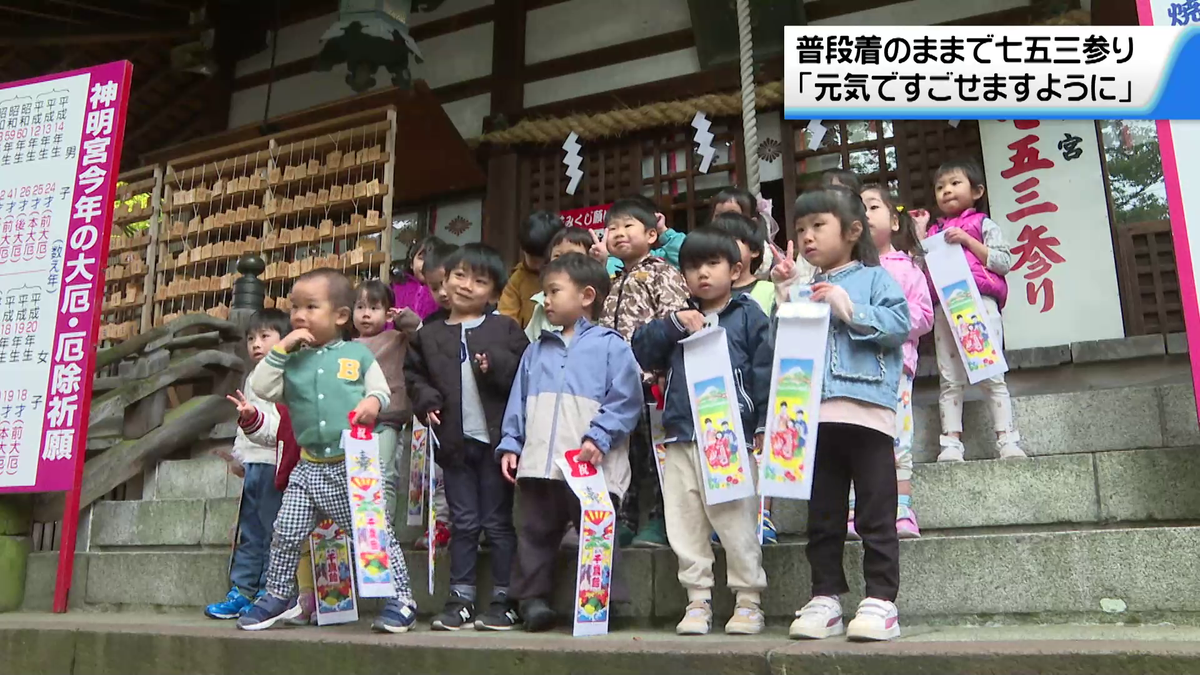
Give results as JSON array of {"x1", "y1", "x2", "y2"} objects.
[
  {"x1": 724, "y1": 598, "x2": 765, "y2": 635},
  {"x1": 520, "y1": 598, "x2": 556, "y2": 633},
  {"x1": 475, "y1": 596, "x2": 522, "y2": 631},
  {"x1": 761, "y1": 510, "x2": 779, "y2": 545},
  {"x1": 236, "y1": 594, "x2": 301, "y2": 631},
  {"x1": 996, "y1": 431, "x2": 1027, "y2": 459},
  {"x1": 789, "y1": 596, "x2": 844, "y2": 639},
  {"x1": 204, "y1": 587, "x2": 254, "y2": 620},
  {"x1": 285, "y1": 591, "x2": 316, "y2": 625},
  {"x1": 675, "y1": 599, "x2": 712, "y2": 635},
  {"x1": 413, "y1": 521, "x2": 451, "y2": 551},
  {"x1": 431, "y1": 593, "x2": 475, "y2": 631},
  {"x1": 846, "y1": 511, "x2": 861, "y2": 541},
  {"x1": 846, "y1": 598, "x2": 900, "y2": 641},
  {"x1": 617, "y1": 521, "x2": 636, "y2": 547},
  {"x1": 372, "y1": 598, "x2": 418, "y2": 634},
  {"x1": 631, "y1": 517, "x2": 668, "y2": 548},
  {"x1": 936, "y1": 435, "x2": 965, "y2": 462},
  {"x1": 896, "y1": 505, "x2": 921, "y2": 540}
]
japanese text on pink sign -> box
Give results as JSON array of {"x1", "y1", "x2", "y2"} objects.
[{"x1": 0, "y1": 62, "x2": 131, "y2": 494}]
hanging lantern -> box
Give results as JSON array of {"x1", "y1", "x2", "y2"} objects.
[{"x1": 316, "y1": 0, "x2": 424, "y2": 93}]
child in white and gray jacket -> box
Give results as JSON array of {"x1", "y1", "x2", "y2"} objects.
[{"x1": 204, "y1": 309, "x2": 291, "y2": 620}]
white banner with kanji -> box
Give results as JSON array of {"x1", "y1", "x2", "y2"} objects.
[{"x1": 980, "y1": 119, "x2": 1125, "y2": 350}]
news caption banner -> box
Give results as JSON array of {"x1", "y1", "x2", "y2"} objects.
[
  {"x1": 0, "y1": 62, "x2": 132, "y2": 495},
  {"x1": 783, "y1": 25, "x2": 1200, "y2": 120},
  {"x1": 1139, "y1": 0, "x2": 1200, "y2": 421}
]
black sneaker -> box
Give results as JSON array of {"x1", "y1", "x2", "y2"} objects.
[
  {"x1": 474, "y1": 597, "x2": 522, "y2": 631},
  {"x1": 431, "y1": 595, "x2": 475, "y2": 631},
  {"x1": 520, "y1": 598, "x2": 556, "y2": 633}
]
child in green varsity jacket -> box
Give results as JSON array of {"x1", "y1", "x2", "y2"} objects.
[{"x1": 237, "y1": 267, "x2": 417, "y2": 635}]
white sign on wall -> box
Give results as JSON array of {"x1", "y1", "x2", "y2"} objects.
[{"x1": 979, "y1": 119, "x2": 1125, "y2": 350}]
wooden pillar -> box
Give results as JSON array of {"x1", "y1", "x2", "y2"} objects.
[
  {"x1": 1091, "y1": 0, "x2": 1139, "y2": 24},
  {"x1": 484, "y1": 152, "x2": 521, "y2": 265},
  {"x1": 482, "y1": 0, "x2": 526, "y2": 264}
]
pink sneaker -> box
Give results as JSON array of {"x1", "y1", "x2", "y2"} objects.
[
  {"x1": 896, "y1": 510, "x2": 921, "y2": 540},
  {"x1": 846, "y1": 511, "x2": 861, "y2": 541}
]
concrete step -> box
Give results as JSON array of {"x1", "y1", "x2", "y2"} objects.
[
  {"x1": 909, "y1": 382, "x2": 1199, "y2": 463},
  {"x1": 92, "y1": 447, "x2": 1200, "y2": 549},
  {"x1": 26, "y1": 525, "x2": 1200, "y2": 624},
  {"x1": 8, "y1": 613, "x2": 1200, "y2": 675}
]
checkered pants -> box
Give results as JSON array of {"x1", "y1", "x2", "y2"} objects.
[{"x1": 265, "y1": 460, "x2": 414, "y2": 607}]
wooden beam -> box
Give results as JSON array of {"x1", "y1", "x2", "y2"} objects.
[
  {"x1": 432, "y1": 75, "x2": 492, "y2": 104},
  {"x1": 44, "y1": 0, "x2": 151, "y2": 20},
  {"x1": 0, "y1": 25, "x2": 200, "y2": 46},
  {"x1": 409, "y1": 3, "x2": 495, "y2": 41},
  {"x1": 232, "y1": 55, "x2": 318, "y2": 90},
  {"x1": 0, "y1": 3, "x2": 87, "y2": 23},
  {"x1": 490, "y1": 0, "x2": 525, "y2": 116},
  {"x1": 524, "y1": 29, "x2": 695, "y2": 84}
]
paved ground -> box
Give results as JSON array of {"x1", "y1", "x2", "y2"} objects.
[{"x1": 7, "y1": 612, "x2": 1200, "y2": 674}]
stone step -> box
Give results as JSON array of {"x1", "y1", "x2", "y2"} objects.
[
  {"x1": 148, "y1": 457, "x2": 243, "y2": 501},
  {"x1": 90, "y1": 498, "x2": 239, "y2": 548},
  {"x1": 26, "y1": 525, "x2": 1200, "y2": 624},
  {"x1": 94, "y1": 447, "x2": 1200, "y2": 548},
  {"x1": 909, "y1": 382, "x2": 1198, "y2": 463},
  {"x1": 8, "y1": 613, "x2": 1200, "y2": 675}
]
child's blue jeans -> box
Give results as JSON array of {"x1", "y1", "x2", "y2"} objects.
[{"x1": 230, "y1": 462, "x2": 284, "y2": 596}]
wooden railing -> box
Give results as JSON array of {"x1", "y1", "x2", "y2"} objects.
[{"x1": 32, "y1": 313, "x2": 246, "y2": 534}]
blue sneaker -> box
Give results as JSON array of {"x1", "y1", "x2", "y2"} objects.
[
  {"x1": 236, "y1": 594, "x2": 301, "y2": 631},
  {"x1": 205, "y1": 587, "x2": 254, "y2": 620},
  {"x1": 761, "y1": 511, "x2": 779, "y2": 545},
  {"x1": 372, "y1": 598, "x2": 418, "y2": 634}
]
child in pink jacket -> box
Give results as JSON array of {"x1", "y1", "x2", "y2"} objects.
[{"x1": 852, "y1": 185, "x2": 934, "y2": 539}]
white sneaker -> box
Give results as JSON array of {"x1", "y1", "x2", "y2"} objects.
[
  {"x1": 676, "y1": 600, "x2": 712, "y2": 636},
  {"x1": 846, "y1": 597, "x2": 901, "y2": 641},
  {"x1": 724, "y1": 598, "x2": 765, "y2": 635},
  {"x1": 789, "y1": 595, "x2": 844, "y2": 639},
  {"x1": 936, "y1": 435, "x2": 965, "y2": 462},
  {"x1": 996, "y1": 431, "x2": 1027, "y2": 459}
]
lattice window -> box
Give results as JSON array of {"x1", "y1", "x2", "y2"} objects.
[
  {"x1": 518, "y1": 121, "x2": 746, "y2": 233},
  {"x1": 1116, "y1": 220, "x2": 1184, "y2": 335},
  {"x1": 893, "y1": 120, "x2": 987, "y2": 212},
  {"x1": 789, "y1": 121, "x2": 899, "y2": 194}
]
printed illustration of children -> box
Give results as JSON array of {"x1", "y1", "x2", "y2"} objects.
[
  {"x1": 702, "y1": 418, "x2": 723, "y2": 467},
  {"x1": 720, "y1": 420, "x2": 736, "y2": 467}
]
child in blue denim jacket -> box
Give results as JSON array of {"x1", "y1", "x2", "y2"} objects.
[{"x1": 772, "y1": 186, "x2": 910, "y2": 643}]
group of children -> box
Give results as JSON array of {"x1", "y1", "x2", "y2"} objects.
[{"x1": 204, "y1": 157, "x2": 1025, "y2": 641}]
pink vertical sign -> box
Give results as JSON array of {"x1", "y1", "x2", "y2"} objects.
[
  {"x1": 1137, "y1": 2, "x2": 1200, "y2": 419},
  {"x1": 0, "y1": 61, "x2": 133, "y2": 612}
]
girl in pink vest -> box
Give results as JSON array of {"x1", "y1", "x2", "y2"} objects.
[
  {"x1": 845, "y1": 185, "x2": 934, "y2": 542},
  {"x1": 923, "y1": 159, "x2": 1025, "y2": 462}
]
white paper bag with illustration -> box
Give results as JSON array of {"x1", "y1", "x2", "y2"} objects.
[
  {"x1": 555, "y1": 451, "x2": 616, "y2": 637},
  {"x1": 341, "y1": 424, "x2": 395, "y2": 598},
  {"x1": 309, "y1": 519, "x2": 358, "y2": 625},
  {"x1": 680, "y1": 325, "x2": 756, "y2": 505},
  {"x1": 761, "y1": 294, "x2": 830, "y2": 501},
  {"x1": 647, "y1": 404, "x2": 669, "y2": 494},
  {"x1": 427, "y1": 428, "x2": 439, "y2": 596},
  {"x1": 923, "y1": 234, "x2": 1008, "y2": 383},
  {"x1": 406, "y1": 418, "x2": 428, "y2": 526}
]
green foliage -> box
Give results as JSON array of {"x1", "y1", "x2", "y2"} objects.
[{"x1": 1101, "y1": 120, "x2": 1169, "y2": 226}]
